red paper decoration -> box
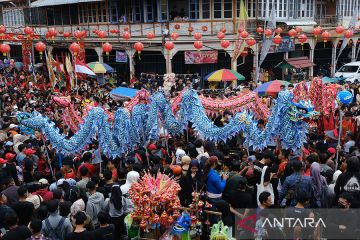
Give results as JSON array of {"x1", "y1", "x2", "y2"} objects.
[
  {"x1": 63, "y1": 32, "x2": 71, "y2": 38},
  {"x1": 188, "y1": 27, "x2": 194, "y2": 33},
  {"x1": 147, "y1": 32, "x2": 155, "y2": 39},
  {"x1": 246, "y1": 38, "x2": 256, "y2": 47},
  {"x1": 336, "y1": 26, "x2": 344, "y2": 34},
  {"x1": 134, "y1": 42, "x2": 144, "y2": 54},
  {"x1": 221, "y1": 40, "x2": 230, "y2": 49},
  {"x1": 35, "y1": 41, "x2": 46, "y2": 59},
  {"x1": 164, "y1": 41, "x2": 174, "y2": 51},
  {"x1": 174, "y1": 24, "x2": 180, "y2": 30},
  {"x1": 194, "y1": 40, "x2": 203, "y2": 50},
  {"x1": 312, "y1": 27, "x2": 322, "y2": 37},
  {"x1": 97, "y1": 30, "x2": 106, "y2": 39},
  {"x1": 256, "y1": 27, "x2": 264, "y2": 34},
  {"x1": 217, "y1": 32, "x2": 225, "y2": 40},
  {"x1": 69, "y1": 42, "x2": 80, "y2": 56},
  {"x1": 344, "y1": 30, "x2": 354, "y2": 38},
  {"x1": 123, "y1": 31, "x2": 131, "y2": 40},
  {"x1": 24, "y1": 26, "x2": 33, "y2": 35},
  {"x1": 298, "y1": 34, "x2": 308, "y2": 45},
  {"x1": 321, "y1": 31, "x2": 330, "y2": 42},
  {"x1": 170, "y1": 32, "x2": 179, "y2": 41},
  {"x1": 0, "y1": 43, "x2": 10, "y2": 56},
  {"x1": 0, "y1": 25, "x2": 6, "y2": 34},
  {"x1": 220, "y1": 27, "x2": 227, "y2": 33},
  {"x1": 202, "y1": 26, "x2": 208, "y2": 32},
  {"x1": 288, "y1": 29, "x2": 297, "y2": 38},
  {"x1": 273, "y1": 35, "x2": 282, "y2": 45},
  {"x1": 240, "y1": 31, "x2": 249, "y2": 39},
  {"x1": 264, "y1": 29, "x2": 272, "y2": 38},
  {"x1": 102, "y1": 42, "x2": 112, "y2": 55},
  {"x1": 193, "y1": 32, "x2": 202, "y2": 40}
]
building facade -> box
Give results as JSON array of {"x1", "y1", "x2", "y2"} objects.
[{"x1": 0, "y1": 0, "x2": 359, "y2": 80}]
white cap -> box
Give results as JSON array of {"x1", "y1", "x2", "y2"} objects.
[{"x1": 9, "y1": 124, "x2": 18, "y2": 129}]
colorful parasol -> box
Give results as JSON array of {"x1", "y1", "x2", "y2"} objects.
[
  {"x1": 254, "y1": 80, "x2": 291, "y2": 97},
  {"x1": 205, "y1": 69, "x2": 245, "y2": 82},
  {"x1": 87, "y1": 62, "x2": 114, "y2": 74}
]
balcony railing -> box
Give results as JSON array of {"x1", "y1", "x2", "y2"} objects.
[{"x1": 314, "y1": 15, "x2": 342, "y2": 27}]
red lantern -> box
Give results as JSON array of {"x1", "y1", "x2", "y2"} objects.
[
  {"x1": 97, "y1": 30, "x2": 106, "y2": 39},
  {"x1": 102, "y1": 42, "x2": 112, "y2": 55},
  {"x1": 47, "y1": 28, "x2": 57, "y2": 38},
  {"x1": 73, "y1": 30, "x2": 82, "y2": 40},
  {"x1": 246, "y1": 38, "x2": 256, "y2": 47},
  {"x1": 188, "y1": 27, "x2": 194, "y2": 33},
  {"x1": 110, "y1": 29, "x2": 116, "y2": 34},
  {"x1": 45, "y1": 32, "x2": 51, "y2": 40},
  {"x1": 344, "y1": 30, "x2": 353, "y2": 38},
  {"x1": 288, "y1": 29, "x2": 297, "y2": 38},
  {"x1": 221, "y1": 40, "x2": 230, "y2": 49},
  {"x1": 63, "y1": 32, "x2": 71, "y2": 38},
  {"x1": 174, "y1": 24, "x2": 180, "y2": 30},
  {"x1": 147, "y1": 32, "x2": 155, "y2": 39},
  {"x1": 124, "y1": 27, "x2": 129, "y2": 31},
  {"x1": 92, "y1": 29, "x2": 99, "y2": 34},
  {"x1": 220, "y1": 27, "x2": 227, "y2": 33},
  {"x1": 123, "y1": 31, "x2": 131, "y2": 40},
  {"x1": 240, "y1": 49, "x2": 248, "y2": 58},
  {"x1": 298, "y1": 34, "x2": 308, "y2": 45},
  {"x1": 295, "y1": 26, "x2": 302, "y2": 33},
  {"x1": 256, "y1": 27, "x2": 263, "y2": 34},
  {"x1": 321, "y1": 31, "x2": 330, "y2": 42},
  {"x1": 202, "y1": 26, "x2": 208, "y2": 32},
  {"x1": 336, "y1": 26, "x2": 345, "y2": 34},
  {"x1": 264, "y1": 29, "x2": 272, "y2": 38},
  {"x1": 35, "y1": 41, "x2": 46, "y2": 59},
  {"x1": 217, "y1": 32, "x2": 225, "y2": 40},
  {"x1": 237, "y1": 27, "x2": 245, "y2": 34},
  {"x1": 170, "y1": 32, "x2": 179, "y2": 41},
  {"x1": 0, "y1": 25, "x2": 6, "y2": 35},
  {"x1": 312, "y1": 27, "x2": 322, "y2": 37},
  {"x1": 0, "y1": 44, "x2": 10, "y2": 57},
  {"x1": 24, "y1": 26, "x2": 33, "y2": 35},
  {"x1": 194, "y1": 32, "x2": 202, "y2": 40},
  {"x1": 134, "y1": 42, "x2": 144, "y2": 54},
  {"x1": 194, "y1": 40, "x2": 203, "y2": 50},
  {"x1": 240, "y1": 31, "x2": 249, "y2": 39},
  {"x1": 275, "y1": 27, "x2": 283, "y2": 35},
  {"x1": 164, "y1": 41, "x2": 174, "y2": 51},
  {"x1": 273, "y1": 35, "x2": 282, "y2": 45},
  {"x1": 69, "y1": 42, "x2": 80, "y2": 56}
]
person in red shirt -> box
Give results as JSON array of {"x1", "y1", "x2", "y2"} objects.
[
  {"x1": 77, "y1": 151, "x2": 97, "y2": 177},
  {"x1": 106, "y1": 159, "x2": 118, "y2": 181}
]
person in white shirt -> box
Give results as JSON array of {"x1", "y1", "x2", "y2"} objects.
[{"x1": 175, "y1": 141, "x2": 186, "y2": 165}]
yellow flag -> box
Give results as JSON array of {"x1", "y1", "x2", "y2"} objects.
[
  {"x1": 233, "y1": 0, "x2": 248, "y2": 60},
  {"x1": 45, "y1": 51, "x2": 56, "y2": 89}
]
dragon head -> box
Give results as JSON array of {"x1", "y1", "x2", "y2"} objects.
[
  {"x1": 172, "y1": 212, "x2": 191, "y2": 235},
  {"x1": 289, "y1": 99, "x2": 319, "y2": 121}
]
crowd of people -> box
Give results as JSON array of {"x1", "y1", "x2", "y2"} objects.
[{"x1": 0, "y1": 68, "x2": 360, "y2": 240}]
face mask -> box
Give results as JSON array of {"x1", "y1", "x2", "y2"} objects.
[{"x1": 338, "y1": 203, "x2": 346, "y2": 208}]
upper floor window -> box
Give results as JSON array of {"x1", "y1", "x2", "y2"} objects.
[
  {"x1": 189, "y1": 0, "x2": 199, "y2": 19},
  {"x1": 3, "y1": 9, "x2": 24, "y2": 26},
  {"x1": 337, "y1": 0, "x2": 359, "y2": 17},
  {"x1": 202, "y1": 0, "x2": 210, "y2": 19}
]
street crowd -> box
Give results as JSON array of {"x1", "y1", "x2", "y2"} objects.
[{"x1": 0, "y1": 68, "x2": 360, "y2": 240}]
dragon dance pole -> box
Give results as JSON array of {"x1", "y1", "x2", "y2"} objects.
[
  {"x1": 41, "y1": 133, "x2": 55, "y2": 179},
  {"x1": 335, "y1": 110, "x2": 343, "y2": 170}
]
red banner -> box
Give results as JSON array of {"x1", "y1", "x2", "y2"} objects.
[{"x1": 184, "y1": 51, "x2": 218, "y2": 64}]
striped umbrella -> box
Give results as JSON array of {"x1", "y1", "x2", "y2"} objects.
[
  {"x1": 254, "y1": 80, "x2": 290, "y2": 97},
  {"x1": 87, "y1": 62, "x2": 114, "y2": 74},
  {"x1": 205, "y1": 69, "x2": 245, "y2": 82}
]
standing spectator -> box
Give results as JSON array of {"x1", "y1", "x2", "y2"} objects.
[
  {"x1": 310, "y1": 162, "x2": 328, "y2": 208},
  {"x1": 42, "y1": 200, "x2": 73, "y2": 240},
  {"x1": 27, "y1": 218, "x2": 49, "y2": 240},
  {"x1": 85, "y1": 181, "x2": 104, "y2": 227},
  {"x1": 1, "y1": 212, "x2": 31, "y2": 240},
  {"x1": 0, "y1": 193, "x2": 14, "y2": 229},
  {"x1": 12, "y1": 185, "x2": 34, "y2": 226},
  {"x1": 33, "y1": 179, "x2": 53, "y2": 202},
  {"x1": 93, "y1": 211, "x2": 114, "y2": 240},
  {"x1": 1, "y1": 177, "x2": 19, "y2": 206},
  {"x1": 105, "y1": 185, "x2": 126, "y2": 239},
  {"x1": 64, "y1": 212, "x2": 94, "y2": 240},
  {"x1": 76, "y1": 167, "x2": 89, "y2": 196}
]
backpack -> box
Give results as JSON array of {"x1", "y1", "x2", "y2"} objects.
[{"x1": 44, "y1": 217, "x2": 65, "y2": 240}]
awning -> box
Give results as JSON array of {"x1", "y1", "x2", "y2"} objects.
[
  {"x1": 283, "y1": 20, "x2": 317, "y2": 26},
  {"x1": 276, "y1": 57, "x2": 315, "y2": 69},
  {"x1": 31, "y1": 0, "x2": 103, "y2": 7}
]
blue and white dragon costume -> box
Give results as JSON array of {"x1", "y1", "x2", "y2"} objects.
[{"x1": 18, "y1": 89, "x2": 318, "y2": 158}]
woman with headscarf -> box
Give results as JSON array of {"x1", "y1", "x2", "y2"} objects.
[
  {"x1": 120, "y1": 170, "x2": 140, "y2": 214},
  {"x1": 310, "y1": 162, "x2": 328, "y2": 208}
]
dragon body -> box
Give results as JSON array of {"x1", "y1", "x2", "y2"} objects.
[{"x1": 19, "y1": 89, "x2": 318, "y2": 158}]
